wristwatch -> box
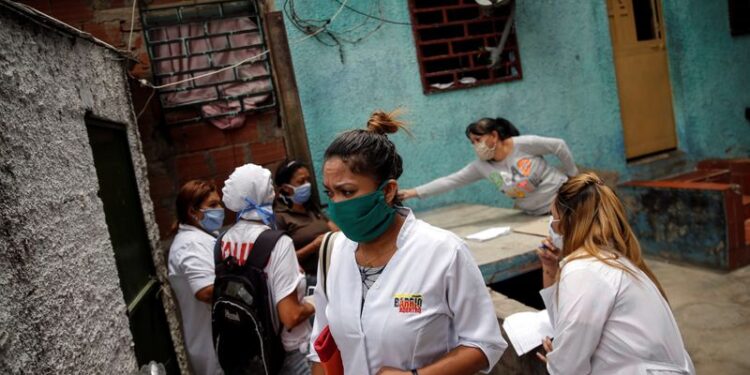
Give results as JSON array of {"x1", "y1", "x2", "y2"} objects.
[{"x1": 411, "y1": 370, "x2": 419, "y2": 375}]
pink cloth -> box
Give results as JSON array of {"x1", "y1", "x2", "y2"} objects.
[{"x1": 152, "y1": 18, "x2": 271, "y2": 129}]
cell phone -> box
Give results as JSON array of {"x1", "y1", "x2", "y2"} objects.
[{"x1": 306, "y1": 285, "x2": 316, "y2": 296}]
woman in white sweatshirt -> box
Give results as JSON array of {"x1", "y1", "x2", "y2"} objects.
[
  {"x1": 536, "y1": 172, "x2": 694, "y2": 374},
  {"x1": 399, "y1": 117, "x2": 578, "y2": 215}
]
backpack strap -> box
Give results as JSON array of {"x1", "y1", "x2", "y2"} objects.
[
  {"x1": 246, "y1": 229, "x2": 286, "y2": 269},
  {"x1": 213, "y1": 230, "x2": 227, "y2": 266},
  {"x1": 318, "y1": 231, "x2": 339, "y2": 299}
]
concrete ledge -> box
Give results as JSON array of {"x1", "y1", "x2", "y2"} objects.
[{"x1": 486, "y1": 290, "x2": 547, "y2": 375}]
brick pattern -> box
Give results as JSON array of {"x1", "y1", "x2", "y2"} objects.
[
  {"x1": 407, "y1": 0, "x2": 523, "y2": 94},
  {"x1": 17, "y1": 1, "x2": 289, "y2": 238}
]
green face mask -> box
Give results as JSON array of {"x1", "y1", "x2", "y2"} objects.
[{"x1": 327, "y1": 182, "x2": 397, "y2": 243}]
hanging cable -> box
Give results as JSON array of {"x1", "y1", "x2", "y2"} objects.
[{"x1": 331, "y1": 0, "x2": 410, "y2": 25}]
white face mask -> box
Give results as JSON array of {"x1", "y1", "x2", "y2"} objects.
[
  {"x1": 549, "y1": 216, "x2": 564, "y2": 250},
  {"x1": 473, "y1": 138, "x2": 496, "y2": 161}
]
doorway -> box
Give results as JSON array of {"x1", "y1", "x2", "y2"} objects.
[
  {"x1": 606, "y1": 0, "x2": 677, "y2": 159},
  {"x1": 86, "y1": 117, "x2": 178, "y2": 373}
]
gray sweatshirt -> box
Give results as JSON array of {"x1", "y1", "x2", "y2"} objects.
[{"x1": 415, "y1": 135, "x2": 578, "y2": 215}]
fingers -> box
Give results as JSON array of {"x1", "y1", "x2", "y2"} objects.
[
  {"x1": 543, "y1": 336, "x2": 554, "y2": 352},
  {"x1": 535, "y1": 352, "x2": 547, "y2": 363}
]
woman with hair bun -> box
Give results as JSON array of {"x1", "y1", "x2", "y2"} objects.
[
  {"x1": 308, "y1": 110, "x2": 506, "y2": 375},
  {"x1": 399, "y1": 117, "x2": 578, "y2": 215},
  {"x1": 535, "y1": 172, "x2": 694, "y2": 374}
]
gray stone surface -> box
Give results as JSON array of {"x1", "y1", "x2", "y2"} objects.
[{"x1": 0, "y1": 7, "x2": 176, "y2": 374}]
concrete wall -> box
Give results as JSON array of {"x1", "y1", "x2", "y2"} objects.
[
  {"x1": 279, "y1": 0, "x2": 750, "y2": 212},
  {"x1": 0, "y1": 9, "x2": 150, "y2": 374}
]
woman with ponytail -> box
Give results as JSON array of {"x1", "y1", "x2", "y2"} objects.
[
  {"x1": 308, "y1": 110, "x2": 506, "y2": 375},
  {"x1": 399, "y1": 117, "x2": 578, "y2": 215},
  {"x1": 535, "y1": 172, "x2": 694, "y2": 374}
]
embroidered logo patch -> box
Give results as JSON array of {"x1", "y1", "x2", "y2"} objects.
[{"x1": 393, "y1": 293, "x2": 423, "y2": 314}]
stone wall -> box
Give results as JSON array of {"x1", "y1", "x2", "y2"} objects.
[{"x1": 0, "y1": 6, "x2": 147, "y2": 374}]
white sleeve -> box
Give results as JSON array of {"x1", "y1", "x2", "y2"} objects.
[
  {"x1": 307, "y1": 252, "x2": 329, "y2": 363},
  {"x1": 415, "y1": 162, "x2": 484, "y2": 198},
  {"x1": 268, "y1": 235, "x2": 303, "y2": 306},
  {"x1": 545, "y1": 268, "x2": 617, "y2": 375},
  {"x1": 446, "y1": 242, "x2": 507, "y2": 373},
  {"x1": 517, "y1": 136, "x2": 578, "y2": 176},
  {"x1": 179, "y1": 243, "x2": 216, "y2": 296}
]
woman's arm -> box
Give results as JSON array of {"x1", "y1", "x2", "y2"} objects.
[
  {"x1": 544, "y1": 267, "x2": 617, "y2": 374},
  {"x1": 377, "y1": 346, "x2": 486, "y2": 375},
  {"x1": 518, "y1": 136, "x2": 578, "y2": 176},
  {"x1": 277, "y1": 291, "x2": 315, "y2": 329},
  {"x1": 295, "y1": 234, "x2": 324, "y2": 261},
  {"x1": 413, "y1": 163, "x2": 484, "y2": 198}
]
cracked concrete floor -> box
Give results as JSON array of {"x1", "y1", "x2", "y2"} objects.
[{"x1": 650, "y1": 258, "x2": 750, "y2": 374}]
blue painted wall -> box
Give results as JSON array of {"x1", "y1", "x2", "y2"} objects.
[{"x1": 276, "y1": 0, "x2": 750, "y2": 211}]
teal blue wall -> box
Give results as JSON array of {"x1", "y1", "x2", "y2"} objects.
[{"x1": 277, "y1": 0, "x2": 750, "y2": 211}]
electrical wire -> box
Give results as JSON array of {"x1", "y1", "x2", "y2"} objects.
[
  {"x1": 331, "y1": 0, "x2": 410, "y2": 25},
  {"x1": 127, "y1": 0, "x2": 137, "y2": 51}
]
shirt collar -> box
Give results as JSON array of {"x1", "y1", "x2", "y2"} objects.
[{"x1": 395, "y1": 206, "x2": 417, "y2": 248}]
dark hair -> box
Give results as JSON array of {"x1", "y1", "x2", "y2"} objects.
[
  {"x1": 175, "y1": 179, "x2": 218, "y2": 227},
  {"x1": 324, "y1": 109, "x2": 406, "y2": 188},
  {"x1": 275, "y1": 159, "x2": 306, "y2": 187},
  {"x1": 465, "y1": 117, "x2": 520, "y2": 140}
]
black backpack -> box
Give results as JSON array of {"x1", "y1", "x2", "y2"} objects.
[{"x1": 212, "y1": 229, "x2": 286, "y2": 375}]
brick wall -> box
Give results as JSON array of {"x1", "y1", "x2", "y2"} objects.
[{"x1": 20, "y1": 0, "x2": 288, "y2": 238}]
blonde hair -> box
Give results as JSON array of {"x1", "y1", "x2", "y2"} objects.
[{"x1": 555, "y1": 172, "x2": 667, "y2": 299}]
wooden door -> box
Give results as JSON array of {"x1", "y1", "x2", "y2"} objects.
[
  {"x1": 607, "y1": 0, "x2": 677, "y2": 159},
  {"x1": 86, "y1": 118, "x2": 178, "y2": 373}
]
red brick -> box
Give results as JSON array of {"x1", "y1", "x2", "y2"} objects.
[
  {"x1": 175, "y1": 152, "x2": 212, "y2": 184},
  {"x1": 147, "y1": 173, "x2": 176, "y2": 201},
  {"x1": 82, "y1": 20, "x2": 122, "y2": 47},
  {"x1": 17, "y1": 0, "x2": 52, "y2": 14},
  {"x1": 169, "y1": 123, "x2": 229, "y2": 153},
  {"x1": 250, "y1": 139, "x2": 287, "y2": 166},
  {"x1": 50, "y1": 0, "x2": 94, "y2": 26},
  {"x1": 211, "y1": 145, "x2": 246, "y2": 178},
  {"x1": 226, "y1": 116, "x2": 260, "y2": 144},
  {"x1": 154, "y1": 205, "x2": 176, "y2": 239}
]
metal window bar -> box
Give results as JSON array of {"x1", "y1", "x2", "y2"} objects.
[
  {"x1": 139, "y1": 0, "x2": 276, "y2": 125},
  {"x1": 407, "y1": 0, "x2": 522, "y2": 94}
]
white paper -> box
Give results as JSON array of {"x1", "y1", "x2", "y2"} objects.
[
  {"x1": 465, "y1": 226, "x2": 511, "y2": 242},
  {"x1": 503, "y1": 310, "x2": 554, "y2": 356}
]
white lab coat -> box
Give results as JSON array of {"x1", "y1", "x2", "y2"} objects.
[
  {"x1": 308, "y1": 208, "x2": 507, "y2": 374},
  {"x1": 540, "y1": 252, "x2": 695, "y2": 375},
  {"x1": 168, "y1": 224, "x2": 223, "y2": 375}
]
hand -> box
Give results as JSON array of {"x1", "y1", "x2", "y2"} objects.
[
  {"x1": 397, "y1": 189, "x2": 418, "y2": 201},
  {"x1": 376, "y1": 367, "x2": 410, "y2": 375},
  {"x1": 536, "y1": 237, "x2": 560, "y2": 271},
  {"x1": 314, "y1": 234, "x2": 326, "y2": 248},
  {"x1": 535, "y1": 336, "x2": 553, "y2": 363}
]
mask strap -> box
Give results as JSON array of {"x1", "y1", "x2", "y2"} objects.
[{"x1": 237, "y1": 197, "x2": 276, "y2": 228}]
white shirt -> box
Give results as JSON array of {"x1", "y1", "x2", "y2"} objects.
[
  {"x1": 308, "y1": 208, "x2": 507, "y2": 374},
  {"x1": 168, "y1": 224, "x2": 223, "y2": 375},
  {"x1": 540, "y1": 252, "x2": 695, "y2": 375},
  {"x1": 221, "y1": 220, "x2": 312, "y2": 352}
]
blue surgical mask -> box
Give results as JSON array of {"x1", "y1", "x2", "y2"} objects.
[
  {"x1": 198, "y1": 208, "x2": 225, "y2": 234},
  {"x1": 286, "y1": 182, "x2": 312, "y2": 205}
]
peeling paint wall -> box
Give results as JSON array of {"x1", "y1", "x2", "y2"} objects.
[
  {"x1": 0, "y1": 9, "x2": 160, "y2": 374},
  {"x1": 278, "y1": 1, "x2": 750, "y2": 211}
]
